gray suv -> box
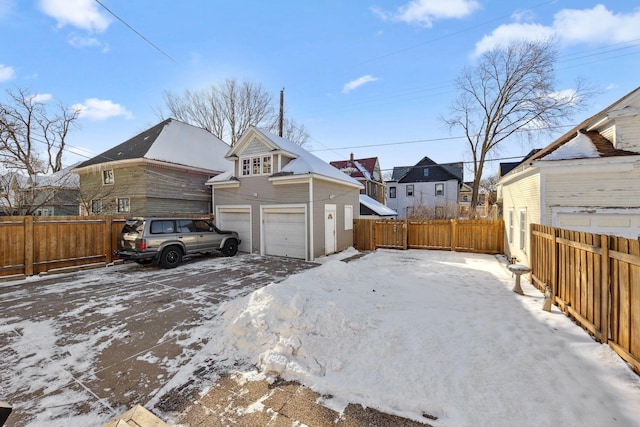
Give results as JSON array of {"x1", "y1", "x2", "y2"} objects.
[{"x1": 115, "y1": 217, "x2": 241, "y2": 268}]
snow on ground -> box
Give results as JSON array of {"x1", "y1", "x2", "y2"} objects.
[{"x1": 191, "y1": 249, "x2": 640, "y2": 427}]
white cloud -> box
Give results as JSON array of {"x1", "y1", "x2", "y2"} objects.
[
  {"x1": 30, "y1": 93, "x2": 53, "y2": 103},
  {"x1": 38, "y1": 0, "x2": 111, "y2": 33},
  {"x1": 372, "y1": 0, "x2": 480, "y2": 27},
  {"x1": 342, "y1": 75, "x2": 380, "y2": 94},
  {"x1": 67, "y1": 33, "x2": 110, "y2": 52},
  {"x1": 71, "y1": 98, "x2": 134, "y2": 120},
  {"x1": 474, "y1": 5, "x2": 640, "y2": 56},
  {"x1": 0, "y1": 64, "x2": 15, "y2": 82}
]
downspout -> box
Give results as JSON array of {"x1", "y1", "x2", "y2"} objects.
[{"x1": 309, "y1": 176, "x2": 314, "y2": 262}]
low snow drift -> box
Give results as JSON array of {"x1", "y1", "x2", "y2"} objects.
[{"x1": 203, "y1": 249, "x2": 640, "y2": 426}]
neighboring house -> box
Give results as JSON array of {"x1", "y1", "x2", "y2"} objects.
[
  {"x1": 207, "y1": 127, "x2": 362, "y2": 261},
  {"x1": 330, "y1": 154, "x2": 385, "y2": 204},
  {"x1": 458, "y1": 182, "x2": 497, "y2": 219},
  {"x1": 73, "y1": 119, "x2": 231, "y2": 216},
  {"x1": 386, "y1": 157, "x2": 463, "y2": 219},
  {"x1": 498, "y1": 87, "x2": 640, "y2": 265},
  {"x1": 1, "y1": 167, "x2": 79, "y2": 216},
  {"x1": 359, "y1": 194, "x2": 397, "y2": 219},
  {"x1": 18, "y1": 166, "x2": 80, "y2": 216}
]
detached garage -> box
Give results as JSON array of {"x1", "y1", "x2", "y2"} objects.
[{"x1": 207, "y1": 127, "x2": 362, "y2": 261}]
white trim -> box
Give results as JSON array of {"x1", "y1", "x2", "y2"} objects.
[
  {"x1": 269, "y1": 173, "x2": 362, "y2": 189},
  {"x1": 73, "y1": 157, "x2": 224, "y2": 175},
  {"x1": 309, "y1": 177, "x2": 314, "y2": 261},
  {"x1": 209, "y1": 180, "x2": 240, "y2": 188}
]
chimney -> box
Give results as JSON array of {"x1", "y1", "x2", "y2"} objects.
[{"x1": 350, "y1": 152, "x2": 354, "y2": 162}]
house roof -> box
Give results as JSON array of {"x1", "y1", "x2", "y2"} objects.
[
  {"x1": 391, "y1": 156, "x2": 463, "y2": 184},
  {"x1": 521, "y1": 87, "x2": 640, "y2": 165},
  {"x1": 213, "y1": 127, "x2": 362, "y2": 188},
  {"x1": 74, "y1": 119, "x2": 232, "y2": 172},
  {"x1": 359, "y1": 194, "x2": 397, "y2": 216},
  {"x1": 329, "y1": 156, "x2": 379, "y2": 181},
  {"x1": 498, "y1": 149, "x2": 541, "y2": 177}
]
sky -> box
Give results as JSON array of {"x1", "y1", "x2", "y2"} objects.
[{"x1": 1, "y1": 0, "x2": 640, "y2": 180}]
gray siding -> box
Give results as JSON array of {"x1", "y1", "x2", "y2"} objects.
[
  {"x1": 311, "y1": 179, "x2": 358, "y2": 257},
  {"x1": 77, "y1": 163, "x2": 212, "y2": 215}
]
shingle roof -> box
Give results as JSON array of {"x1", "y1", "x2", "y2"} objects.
[
  {"x1": 74, "y1": 119, "x2": 232, "y2": 172},
  {"x1": 391, "y1": 156, "x2": 463, "y2": 184},
  {"x1": 330, "y1": 157, "x2": 379, "y2": 181}
]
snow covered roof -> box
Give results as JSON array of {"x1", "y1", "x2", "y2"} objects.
[
  {"x1": 534, "y1": 130, "x2": 637, "y2": 161},
  {"x1": 329, "y1": 156, "x2": 379, "y2": 181},
  {"x1": 228, "y1": 127, "x2": 362, "y2": 187},
  {"x1": 74, "y1": 119, "x2": 232, "y2": 173},
  {"x1": 359, "y1": 194, "x2": 397, "y2": 216}
]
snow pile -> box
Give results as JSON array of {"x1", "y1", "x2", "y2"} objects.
[{"x1": 204, "y1": 249, "x2": 640, "y2": 426}]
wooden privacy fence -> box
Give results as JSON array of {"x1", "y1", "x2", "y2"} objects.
[
  {"x1": 0, "y1": 216, "x2": 128, "y2": 278},
  {"x1": 0, "y1": 215, "x2": 213, "y2": 279},
  {"x1": 353, "y1": 219, "x2": 504, "y2": 255},
  {"x1": 530, "y1": 224, "x2": 640, "y2": 374}
]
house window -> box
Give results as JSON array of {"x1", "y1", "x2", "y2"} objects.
[
  {"x1": 508, "y1": 209, "x2": 514, "y2": 244},
  {"x1": 102, "y1": 170, "x2": 114, "y2": 185},
  {"x1": 345, "y1": 205, "x2": 353, "y2": 230},
  {"x1": 252, "y1": 157, "x2": 261, "y2": 175},
  {"x1": 389, "y1": 186, "x2": 396, "y2": 198},
  {"x1": 91, "y1": 199, "x2": 102, "y2": 214},
  {"x1": 242, "y1": 159, "x2": 251, "y2": 176},
  {"x1": 435, "y1": 183, "x2": 444, "y2": 196},
  {"x1": 462, "y1": 195, "x2": 469, "y2": 202},
  {"x1": 406, "y1": 184, "x2": 414, "y2": 197},
  {"x1": 520, "y1": 209, "x2": 527, "y2": 251},
  {"x1": 117, "y1": 198, "x2": 130, "y2": 213},
  {"x1": 406, "y1": 206, "x2": 414, "y2": 218},
  {"x1": 262, "y1": 156, "x2": 272, "y2": 174},
  {"x1": 423, "y1": 168, "x2": 429, "y2": 177}
]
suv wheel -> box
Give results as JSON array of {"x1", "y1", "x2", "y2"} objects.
[
  {"x1": 222, "y1": 239, "x2": 238, "y2": 257},
  {"x1": 160, "y1": 246, "x2": 183, "y2": 268}
]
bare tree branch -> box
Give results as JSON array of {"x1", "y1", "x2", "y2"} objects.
[{"x1": 443, "y1": 39, "x2": 590, "y2": 218}]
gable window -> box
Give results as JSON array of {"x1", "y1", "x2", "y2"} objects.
[
  {"x1": 345, "y1": 205, "x2": 353, "y2": 230},
  {"x1": 102, "y1": 170, "x2": 114, "y2": 185},
  {"x1": 406, "y1": 184, "x2": 414, "y2": 197},
  {"x1": 252, "y1": 157, "x2": 261, "y2": 175},
  {"x1": 91, "y1": 199, "x2": 102, "y2": 214},
  {"x1": 242, "y1": 159, "x2": 251, "y2": 176},
  {"x1": 423, "y1": 168, "x2": 429, "y2": 177},
  {"x1": 117, "y1": 198, "x2": 130, "y2": 213},
  {"x1": 462, "y1": 195, "x2": 469, "y2": 202},
  {"x1": 241, "y1": 155, "x2": 272, "y2": 176},
  {"x1": 519, "y1": 209, "x2": 527, "y2": 251},
  {"x1": 389, "y1": 186, "x2": 396, "y2": 198},
  {"x1": 262, "y1": 156, "x2": 272, "y2": 174},
  {"x1": 435, "y1": 183, "x2": 444, "y2": 196}
]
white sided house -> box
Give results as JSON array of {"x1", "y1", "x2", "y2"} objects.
[
  {"x1": 498, "y1": 87, "x2": 640, "y2": 265},
  {"x1": 207, "y1": 127, "x2": 362, "y2": 261}
]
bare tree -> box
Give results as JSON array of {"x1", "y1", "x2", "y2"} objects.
[
  {"x1": 0, "y1": 88, "x2": 79, "y2": 175},
  {"x1": 160, "y1": 78, "x2": 309, "y2": 146},
  {"x1": 444, "y1": 39, "x2": 589, "y2": 218}
]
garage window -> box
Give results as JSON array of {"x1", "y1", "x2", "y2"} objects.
[{"x1": 345, "y1": 205, "x2": 353, "y2": 230}]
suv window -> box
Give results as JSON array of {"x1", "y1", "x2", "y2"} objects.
[
  {"x1": 122, "y1": 219, "x2": 144, "y2": 235},
  {"x1": 193, "y1": 220, "x2": 211, "y2": 232},
  {"x1": 151, "y1": 220, "x2": 175, "y2": 234},
  {"x1": 176, "y1": 220, "x2": 195, "y2": 233}
]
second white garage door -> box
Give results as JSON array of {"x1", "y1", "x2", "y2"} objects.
[
  {"x1": 217, "y1": 207, "x2": 251, "y2": 253},
  {"x1": 263, "y1": 207, "x2": 306, "y2": 259}
]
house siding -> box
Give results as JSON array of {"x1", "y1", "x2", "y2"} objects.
[
  {"x1": 390, "y1": 180, "x2": 459, "y2": 219},
  {"x1": 77, "y1": 164, "x2": 212, "y2": 215},
  {"x1": 501, "y1": 170, "x2": 541, "y2": 265},
  {"x1": 311, "y1": 179, "x2": 359, "y2": 256},
  {"x1": 616, "y1": 115, "x2": 640, "y2": 152}
]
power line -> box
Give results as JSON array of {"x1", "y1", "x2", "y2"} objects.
[{"x1": 93, "y1": 0, "x2": 176, "y2": 64}]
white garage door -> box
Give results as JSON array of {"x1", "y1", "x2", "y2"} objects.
[
  {"x1": 263, "y1": 207, "x2": 306, "y2": 259},
  {"x1": 217, "y1": 207, "x2": 251, "y2": 253}
]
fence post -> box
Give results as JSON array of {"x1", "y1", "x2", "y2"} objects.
[
  {"x1": 451, "y1": 219, "x2": 457, "y2": 252},
  {"x1": 24, "y1": 216, "x2": 34, "y2": 276},
  {"x1": 600, "y1": 234, "x2": 609, "y2": 344},
  {"x1": 551, "y1": 227, "x2": 558, "y2": 300},
  {"x1": 104, "y1": 216, "x2": 113, "y2": 264},
  {"x1": 402, "y1": 220, "x2": 408, "y2": 250}
]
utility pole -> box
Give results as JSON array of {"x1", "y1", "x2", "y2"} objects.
[{"x1": 279, "y1": 88, "x2": 284, "y2": 137}]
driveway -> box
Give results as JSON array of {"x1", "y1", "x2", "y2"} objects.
[{"x1": 0, "y1": 254, "x2": 317, "y2": 426}]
